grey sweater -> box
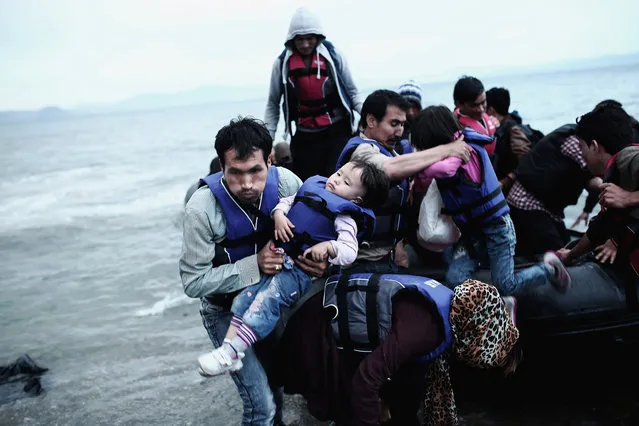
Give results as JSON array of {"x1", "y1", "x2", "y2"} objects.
[{"x1": 179, "y1": 167, "x2": 302, "y2": 298}]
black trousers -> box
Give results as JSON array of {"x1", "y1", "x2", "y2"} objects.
[
  {"x1": 509, "y1": 205, "x2": 571, "y2": 257},
  {"x1": 379, "y1": 360, "x2": 428, "y2": 426},
  {"x1": 290, "y1": 120, "x2": 352, "y2": 181}
]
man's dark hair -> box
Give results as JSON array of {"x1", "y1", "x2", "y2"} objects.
[
  {"x1": 214, "y1": 116, "x2": 273, "y2": 169},
  {"x1": 576, "y1": 105, "x2": 633, "y2": 155},
  {"x1": 411, "y1": 105, "x2": 463, "y2": 151},
  {"x1": 486, "y1": 87, "x2": 510, "y2": 116},
  {"x1": 594, "y1": 99, "x2": 623, "y2": 110},
  {"x1": 208, "y1": 157, "x2": 222, "y2": 176},
  {"x1": 595, "y1": 100, "x2": 639, "y2": 137},
  {"x1": 350, "y1": 159, "x2": 390, "y2": 207},
  {"x1": 359, "y1": 89, "x2": 411, "y2": 130},
  {"x1": 453, "y1": 76, "x2": 485, "y2": 104}
]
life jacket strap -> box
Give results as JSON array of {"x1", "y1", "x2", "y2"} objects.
[
  {"x1": 281, "y1": 231, "x2": 322, "y2": 259},
  {"x1": 288, "y1": 67, "x2": 330, "y2": 78},
  {"x1": 335, "y1": 274, "x2": 353, "y2": 352},
  {"x1": 441, "y1": 187, "x2": 503, "y2": 216},
  {"x1": 334, "y1": 274, "x2": 382, "y2": 352},
  {"x1": 295, "y1": 193, "x2": 339, "y2": 221},
  {"x1": 217, "y1": 230, "x2": 271, "y2": 249}
]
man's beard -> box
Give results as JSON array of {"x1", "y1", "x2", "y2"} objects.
[{"x1": 387, "y1": 135, "x2": 402, "y2": 147}]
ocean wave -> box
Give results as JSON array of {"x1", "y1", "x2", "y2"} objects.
[
  {"x1": 134, "y1": 291, "x2": 195, "y2": 316},
  {"x1": 0, "y1": 183, "x2": 186, "y2": 233},
  {"x1": 0, "y1": 165, "x2": 98, "y2": 191}
]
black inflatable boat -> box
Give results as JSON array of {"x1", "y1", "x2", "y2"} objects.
[{"x1": 406, "y1": 257, "x2": 639, "y2": 341}]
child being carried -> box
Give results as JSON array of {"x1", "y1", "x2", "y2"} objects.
[{"x1": 197, "y1": 160, "x2": 390, "y2": 376}]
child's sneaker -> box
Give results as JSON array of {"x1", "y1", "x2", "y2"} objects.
[
  {"x1": 198, "y1": 345, "x2": 245, "y2": 377},
  {"x1": 543, "y1": 251, "x2": 572, "y2": 293},
  {"x1": 502, "y1": 296, "x2": 518, "y2": 327}
]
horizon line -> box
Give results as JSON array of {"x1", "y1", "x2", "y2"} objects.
[{"x1": 2, "y1": 51, "x2": 638, "y2": 114}]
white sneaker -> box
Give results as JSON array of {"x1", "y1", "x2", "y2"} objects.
[
  {"x1": 543, "y1": 251, "x2": 572, "y2": 293},
  {"x1": 198, "y1": 345, "x2": 245, "y2": 377}
]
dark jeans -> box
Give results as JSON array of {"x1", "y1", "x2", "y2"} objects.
[
  {"x1": 200, "y1": 298, "x2": 284, "y2": 425},
  {"x1": 509, "y1": 205, "x2": 570, "y2": 258},
  {"x1": 290, "y1": 120, "x2": 352, "y2": 181},
  {"x1": 446, "y1": 214, "x2": 550, "y2": 296}
]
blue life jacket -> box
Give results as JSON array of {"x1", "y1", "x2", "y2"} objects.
[
  {"x1": 323, "y1": 273, "x2": 454, "y2": 361},
  {"x1": 437, "y1": 129, "x2": 509, "y2": 229},
  {"x1": 201, "y1": 167, "x2": 280, "y2": 266},
  {"x1": 278, "y1": 40, "x2": 355, "y2": 134},
  {"x1": 336, "y1": 136, "x2": 409, "y2": 246},
  {"x1": 396, "y1": 138, "x2": 413, "y2": 155},
  {"x1": 278, "y1": 176, "x2": 376, "y2": 258}
]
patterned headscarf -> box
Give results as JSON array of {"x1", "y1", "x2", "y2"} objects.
[{"x1": 423, "y1": 280, "x2": 519, "y2": 425}]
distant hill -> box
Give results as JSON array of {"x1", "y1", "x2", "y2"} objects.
[
  {"x1": 542, "y1": 52, "x2": 639, "y2": 73},
  {"x1": 82, "y1": 84, "x2": 268, "y2": 114},
  {"x1": 409, "y1": 51, "x2": 639, "y2": 86},
  {"x1": 0, "y1": 105, "x2": 69, "y2": 124},
  {"x1": 102, "y1": 51, "x2": 639, "y2": 114},
  {"x1": 2, "y1": 51, "x2": 638, "y2": 122}
]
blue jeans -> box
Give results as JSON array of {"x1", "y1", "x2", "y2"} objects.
[
  {"x1": 232, "y1": 265, "x2": 310, "y2": 339},
  {"x1": 446, "y1": 214, "x2": 552, "y2": 296},
  {"x1": 199, "y1": 298, "x2": 283, "y2": 425}
]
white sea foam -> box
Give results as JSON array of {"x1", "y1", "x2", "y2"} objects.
[
  {"x1": 0, "y1": 183, "x2": 186, "y2": 232},
  {"x1": 134, "y1": 291, "x2": 196, "y2": 316}
]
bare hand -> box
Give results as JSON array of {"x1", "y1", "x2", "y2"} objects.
[
  {"x1": 393, "y1": 240, "x2": 409, "y2": 268},
  {"x1": 406, "y1": 179, "x2": 415, "y2": 206},
  {"x1": 594, "y1": 239, "x2": 617, "y2": 264},
  {"x1": 499, "y1": 173, "x2": 516, "y2": 194},
  {"x1": 599, "y1": 183, "x2": 633, "y2": 209},
  {"x1": 273, "y1": 210, "x2": 295, "y2": 242},
  {"x1": 588, "y1": 177, "x2": 603, "y2": 191},
  {"x1": 257, "y1": 240, "x2": 284, "y2": 275},
  {"x1": 570, "y1": 211, "x2": 590, "y2": 229},
  {"x1": 556, "y1": 248, "x2": 573, "y2": 266},
  {"x1": 294, "y1": 255, "x2": 328, "y2": 278},
  {"x1": 444, "y1": 136, "x2": 471, "y2": 163},
  {"x1": 303, "y1": 242, "x2": 331, "y2": 262}
]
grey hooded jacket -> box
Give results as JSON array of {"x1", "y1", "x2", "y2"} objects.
[{"x1": 264, "y1": 7, "x2": 362, "y2": 139}]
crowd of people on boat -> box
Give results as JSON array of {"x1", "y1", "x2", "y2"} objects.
[{"x1": 179, "y1": 7, "x2": 639, "y2": 425}]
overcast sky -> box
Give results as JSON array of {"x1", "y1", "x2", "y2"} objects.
[{"x1": 1, "y1": 0, "x2": 638, "y2": 110}]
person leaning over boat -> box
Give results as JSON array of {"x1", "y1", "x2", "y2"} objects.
[
  {"x1": 557, "y1": 104, "x2": 639, "y2": 280},
  {"x1": 506, "y1": 113, "x2": 603, "y2": 258},
  {"x1": 179, "y1": 117, "x2": 327, "y2": 426},
  {"x1": 264, "y1": 7, "x2": 362, "y2": 181},
  {"x1": 334, "y1": 90, "x2": 472, "y2": 274},
  {"x1": 274, "y1": 275, "x2": 521, "y2": 426}
]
